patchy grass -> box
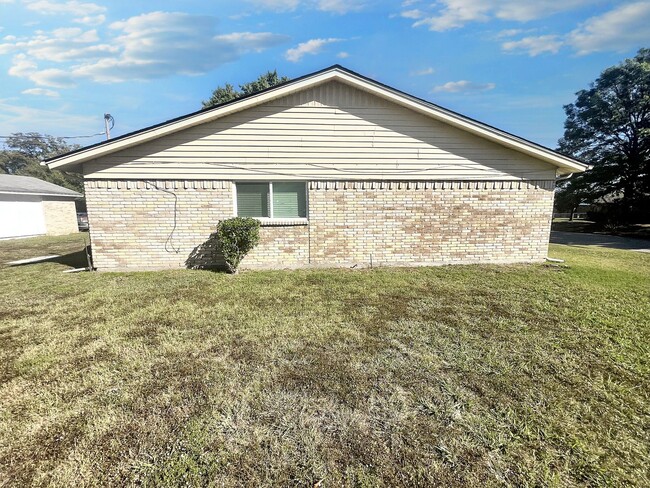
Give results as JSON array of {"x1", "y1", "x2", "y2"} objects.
[{"x1": 0, "y1": 234, "x2": 649, "y2": 487}]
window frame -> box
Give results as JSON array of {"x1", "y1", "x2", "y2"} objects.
[{"x1": 233, "y1": 181, "x2": 308, "y2": 225}]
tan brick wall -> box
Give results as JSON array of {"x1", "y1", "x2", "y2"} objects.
[
  {"x1": 85, "y1": 180, "x2": 231, "y2": 270},
  {"x1": 84, "y1": 179, "x2": 554, "y2": 271},
  {"x1": 42, "y1": 198, "x2": 78, "y2": 236},
  {"x1": 308, "y1": 180, "x2": 554, "y2": 267},
  {"x1": 245, "y1": 224, "x2": 309, "y2": 268}
]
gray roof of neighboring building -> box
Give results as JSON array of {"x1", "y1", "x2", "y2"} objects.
[{"x1": 0, "y1": 174, "x2": 82, "y2": 198}]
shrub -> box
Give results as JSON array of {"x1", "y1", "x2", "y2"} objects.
[
  {"x1": 215, "y1": 217, "x2": 261, "y2": 273},
  {"x1": 587, "y1": 203, "x2": 627, "y2": 227}
]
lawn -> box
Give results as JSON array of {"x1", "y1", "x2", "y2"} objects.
[{"x1": 1, "y1": 234, "x2": 649, "y2": 487}]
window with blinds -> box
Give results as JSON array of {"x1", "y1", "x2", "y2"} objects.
[
  {"x1": 235, "y1": 182, "x2": 307, "y2": 219},
  {"x1": 236, "y1": 183, "x2": 269, "y2": 218}
]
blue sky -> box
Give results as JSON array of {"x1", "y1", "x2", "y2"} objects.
[{"x1": 0, "y1": 0, "x2": 648, "y2": 149}]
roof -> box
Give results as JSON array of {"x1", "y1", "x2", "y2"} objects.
[
  {"x1": 0, "y1": 174, "x2": 82, "y2": 198},
  {"x1": 44, "y1": 65, "x2": 588, "y2": 176}
]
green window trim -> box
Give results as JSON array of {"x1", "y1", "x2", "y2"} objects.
[{"x1": 235, "y1": 182, "x2": 307, "y2": 219}]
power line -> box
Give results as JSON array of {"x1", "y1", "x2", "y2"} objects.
[
  {"x1": 0, "y1": 115, "x2": 115, "y2": 141},
  {"x1": 0, "y1": 132, "x2": 106, "y2": 140}
]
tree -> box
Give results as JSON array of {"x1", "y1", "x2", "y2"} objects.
[
  {"x1": 202, "y1": 70, "x2": 290, "y2": 108},
  {"x1": 0, "y1": 132, "x2": 84, "y2": 193},
  {"x1": 555, "y1": 177, "x2": 590, "y2": 220},
  {"x1": 557, "y1": 48, "x2": 650, "y2": 222}
]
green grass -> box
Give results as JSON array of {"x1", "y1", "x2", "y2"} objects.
[{"x1": 1, "y1": 234, "x2": 649, "y2": 487}]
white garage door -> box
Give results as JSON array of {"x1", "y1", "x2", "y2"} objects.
[{"x1": 0, "y1": 194, "x2": 47, "y2": 239}]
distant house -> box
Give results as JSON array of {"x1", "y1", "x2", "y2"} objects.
[
  {"x1": 0, "y1": 174, "x2": 81, "y2": 240},
  {"x1": 44, "y1": 65, "x2": 587, "y2": 271}
]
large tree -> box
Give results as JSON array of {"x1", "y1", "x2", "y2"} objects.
[
  {"x1": 557, "y1": 48, "x2": 650, "y2": 222},
  {"x1": 0, "y1": 132, "x2": 83, "y2": 193},
  {"x1": 202, "y1": 70, "x2": 290, "y2": 108}
]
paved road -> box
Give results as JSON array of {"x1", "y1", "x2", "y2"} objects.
[{"x1": 550, "y1": 231, "x2": 650, "y2": 253}]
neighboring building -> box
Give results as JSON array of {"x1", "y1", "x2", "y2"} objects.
[
  {"x1": 0, "y1": 174, "x2": 81, "y2": 239},
  {"x1": 44, "y1": 66, "x2": 587, "y2": 271}
]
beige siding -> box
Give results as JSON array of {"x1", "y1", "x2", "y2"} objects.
[{"x1": 85, "y1": 81, "x2": 556, "y2": 181}]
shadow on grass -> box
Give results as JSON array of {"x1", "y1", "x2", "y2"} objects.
[{"x1": 8, "y1": 247, "x2": 91, "y2": 269}]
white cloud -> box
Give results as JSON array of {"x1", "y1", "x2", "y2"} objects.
[
  {"x1": 495, "y1": 28, "x2": 523, "y2": 39},
  {"x1": 214, "y1": 31, "x2": 285, "y2": 52},
  {"x1": 411, "y1": 0, "x2": 591, "y2": 31},
  {"x1": 0, "y1": 28, "x2": 116, "y2": 63},
  {"x1": 317, "y1": 0, "x2": 364, "y2": 13},
  {"x1": 8, "y1": 54, "x2": 76, "y2": 87},
  {"x1": 502, "y1": 35, "x2": 563, "y2": 56},
  {"x1": 25, "y1": 0, "x2": 106, "y2": 15},
  {"x1": 400, "y1": 9, "x2": 423, "y2": 19},
  {"x1": 51, "y1": 27, "x2": 99, "y2": 42},
  {"x1": 411, "y1": 67, "x2": 435, "y2": 76},
  {"x1": 7, "y1": 54, "x2": 37, "y2": 77},
  {"x1": 2, "y1": 11, "x2": 289, "y2": 87},
  {"x1": 285, "y1": 37, "x2": 342, "y2": 62},
  {"x1": 228, "y1": 12, "x2": 252, "y2": 20},
  {"x1": 246, "y1": 0, "x2": 364, "y2": 13},
  {"x1": 491, "y1": 0, "x2": 590, "y2": 22},
  {"x1": 24, "y1": 1, "x2": 107, "y2": 26},
  {"x1": 498, "y1": 2, "x2": 650, "y2": 57},
  {"x1": 246, "y1": 0, "x2": 300, "y2": 11},
  {"x1": 567, "y1": 2, "x2": 650, "y2": 55},
  {"x1": 73, "y1": 14, "x2": 106, "y2": 26},
  {"x1": 0, "y1": 99, "x2": 100, "y2": 136},
  {"x1": 337, "y1": 51, "x2": 349, "y2": 58},
  {"x1": 432, "y1": 80, "x2": 496, "y2": 93},
  {"x1": 22, "y1": 87, "x2": 59, "y2": 97}
]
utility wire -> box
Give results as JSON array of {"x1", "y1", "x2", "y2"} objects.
[
  {"x1": 0, "y1": 132, "x2": 106, "y2": 140},
  {"x1": 144, "y1": 181, "x2": 181, "y2": 254}
]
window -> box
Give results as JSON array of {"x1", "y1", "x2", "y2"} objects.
[{"x1": 235, "y1": 182, "x2": 307, "y2": 219}]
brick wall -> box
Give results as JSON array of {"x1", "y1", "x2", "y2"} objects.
[
  {"x1": 84, "y1": 180, "x2": 232, "y2": 270},
  {"x1": 42, "y1": 197, "x2": 78, "y2": 236},
  {"x1": 308, "y1": 181, "x2": 554, "y2": 267},
  {"x1": 84, "y1": 179, "x2": 554, "y2": 271}
]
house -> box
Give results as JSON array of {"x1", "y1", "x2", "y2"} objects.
[
  {"x1": 0, "y1": 174, "x2": 81, "y2": 240},
  {"x1": 44, "y1": 65, "x2": 587, "y2": 271}
]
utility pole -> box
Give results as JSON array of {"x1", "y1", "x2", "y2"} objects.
[{"x1": 104, "y1": 113, "x2": 113, "y2": 140}]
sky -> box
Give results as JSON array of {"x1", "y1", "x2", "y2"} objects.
[{"x1": 0, "y1": 0, "x2": 648, "y2": 150}]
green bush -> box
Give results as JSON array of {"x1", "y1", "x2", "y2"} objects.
[{"x1": 215, "y1": 217, "x2": 261, "y2": 273}]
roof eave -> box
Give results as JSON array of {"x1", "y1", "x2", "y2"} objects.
[{"x1": 0, "y1": 190, "x2": 82, "y2": 198}]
